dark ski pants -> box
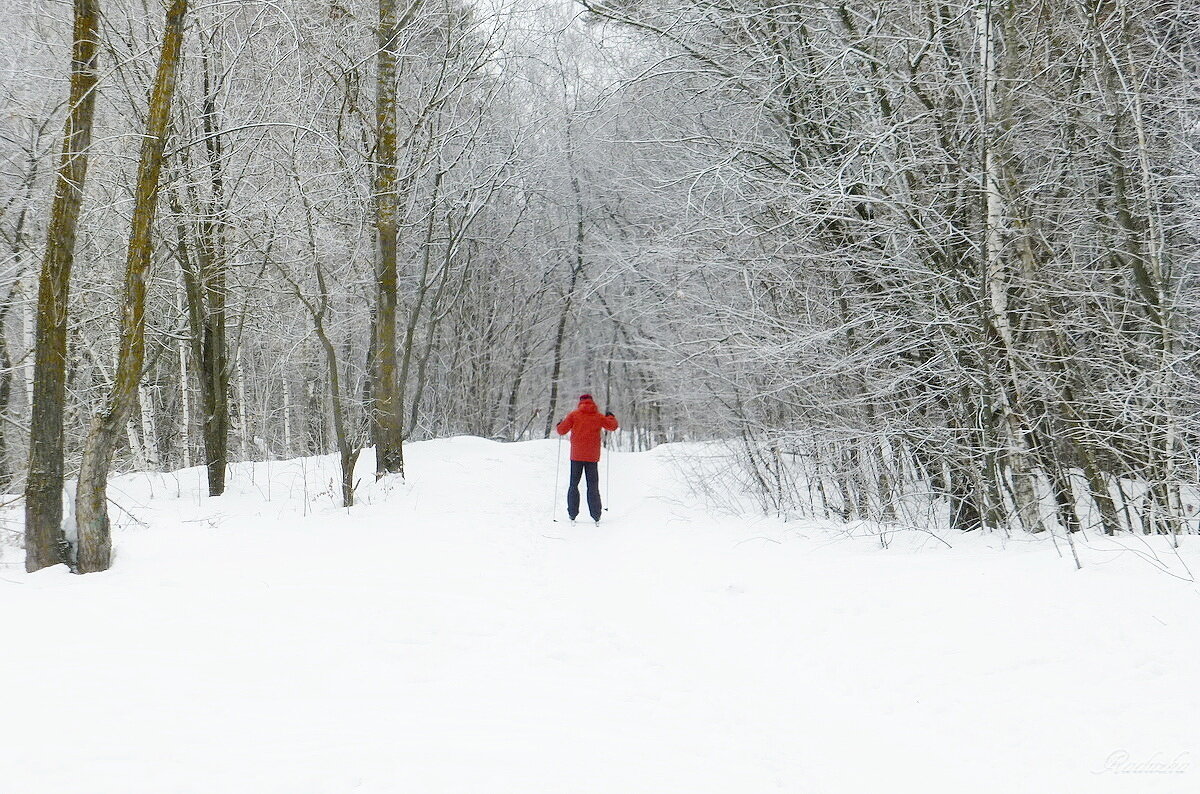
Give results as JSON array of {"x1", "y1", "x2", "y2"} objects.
[{"x1": 567, "y1": 460, "x2": 601, "y2": 521}]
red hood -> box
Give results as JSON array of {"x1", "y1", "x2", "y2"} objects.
[{"x1": 577, "y1": 398, "x2": 598, "y2": 413}]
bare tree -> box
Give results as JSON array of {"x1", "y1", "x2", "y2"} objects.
[
  {"x1": 74, "y1": 0, "x2": 186, "y2": 573},
  {"x1": 372, "y1": 0, "x2": 425, "y2": 478},
  {"x1": 24, "y1": 0, "x2": 101, "y2": 572}
]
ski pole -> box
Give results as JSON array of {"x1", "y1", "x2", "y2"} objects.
[
  {"x1": 604, "y1": 435, "x2": 611, "y2": 512},
  {"x1": 552, "y1": 434, "x2": 563, "y2": 522}
]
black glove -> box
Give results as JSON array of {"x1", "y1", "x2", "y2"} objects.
[{"x1": 605, "y1": 411, "x2": 615, "y2": 418}]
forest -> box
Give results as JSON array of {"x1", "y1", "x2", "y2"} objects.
[{"x1": 1, "y1": 0, "x2": 1197, "y2": 573}]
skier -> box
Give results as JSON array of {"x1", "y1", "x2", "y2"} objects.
[{"x1": 555, "y1": 393, "x2": 618, "y2": 524}]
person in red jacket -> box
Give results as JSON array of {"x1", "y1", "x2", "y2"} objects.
[{"x1": 556, "y1": 393, "x2": 619, "y2": 523}]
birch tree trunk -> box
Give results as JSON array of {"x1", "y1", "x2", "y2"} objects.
[
  {"x1": 139, "y1": 382, "x2": 160, "y2": 470},
  {"x1": 23, "y1": 280, "x2": 34, "y2": 412},
  {"x1": 0, "y1": 169, "x2": 39, "y2": 492},
  {"x1": 236, "y1": 348, "x2": 249, "y2": 461},
  {"x1": 977, "y1": 0, "x2": 1043, "y2": 535},
  {"x1": 25, "y1": 0, "x2": 102, "y2": 572},
  {"x1": 0, "y1": 338, "x2": 10, "y2": 492},
  {"x1": 281, "y1": 372, "x2": 292, "y2": 459},
  {"x1": 176, "y1": 284, "x2": 192, "y2": 468},
  {"x1": 74, "y1": 0, "x2": 186, "y2": 574}
]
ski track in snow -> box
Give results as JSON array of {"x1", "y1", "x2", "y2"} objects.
[{"x1": 1, "y1": 436, "x2": 1198, "y2": 793}]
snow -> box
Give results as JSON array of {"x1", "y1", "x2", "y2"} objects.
[{"x1": 2, "y1": 436, "x2": 1198, "y2": 793}]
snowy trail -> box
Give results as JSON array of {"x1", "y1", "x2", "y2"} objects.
[{"x1": 2, "y1": 437, "x2": 1198, "y2": 793}]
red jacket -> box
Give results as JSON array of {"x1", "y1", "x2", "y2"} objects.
[{"x1": 556, "y1": 396, "x2": 618, "y2": 462}]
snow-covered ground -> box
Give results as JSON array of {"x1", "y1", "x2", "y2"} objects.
[{"x1": 2, "y1": 437, "x2": 1197, "y2": 793}]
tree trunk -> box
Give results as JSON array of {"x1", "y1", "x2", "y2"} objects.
[
  {"x1": 169, "y1": 36, "x2": 232, "y2": 496},
  {"x1": 197, "y1": 37, "x2": 231, "y2": 497},
  {"x1": 977, "y1": 1, "x2": 1043, "y2": 535},
  {"x1": 23, "y1": 280, "x2": 34, "y2": 412},
  {"x1": 139, "y1": 382, "x2": 160, "y2": 470},
  {"x1": 75, "y1": 0, "x2": 186, "y2": 574},
  {"x1": 321, "y1": 332, "x2": 359, "y2": 506},
  {"x1": 506, "y1": 342, "x2": 531, "y2": 439},
  {"x1": 281, "y1": 371, "x2": 293, "y2": 458},
  {"x1": 948, "y1": 468, "x2": 985, "y2": 532},
  {"x1": 25, "y1": 0, "x2": 102, "y2": 573},
  {"x1": 0, "y1": 155, "x2": 41, "y2": 492},
  {"x1": 544, "y1": 119, "x2": 586, "y2": 437},
  {"x1": 0, "y1": 343, "x2": 11, "y2": 491},
  {"x1": 198, "y1": 276, "x2": 229, "y2": 496},
  {"x1": 372, "y1": 0, "x2": 407, "y2": 477},
  {"x1": 236, "y1": 348, "x2": 249, "y2": 461},
  {"x1": 544, "y1": 300, "x2": 572, "y2": 438},
  {"x1": 176, "y1": 284, "x2": 192, "y2": 468}
]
